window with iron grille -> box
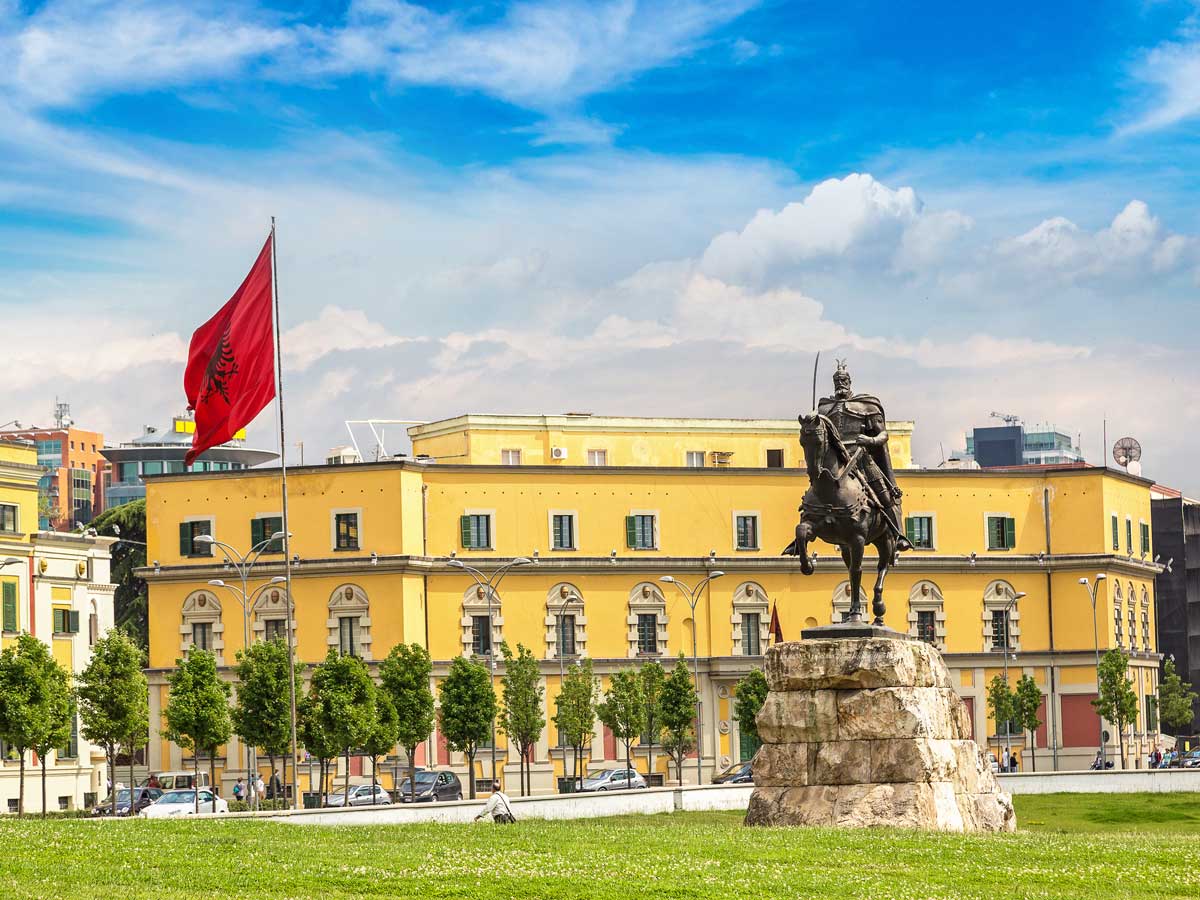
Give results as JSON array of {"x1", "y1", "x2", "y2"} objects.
[
  {"x1": 263, "y1": 619, "x2": 286, "y2": 642},
  {"x1": 557, "y1": 614, "x2": 576, "y2": 657},
  {"x1": 191, "y1": 622, "x2": 212, "y2": 651},
  {"x1": 636, "y1": 613, "x2": 658, "y2": 654},
  {"x1": 472, "y1": 615, "x2": 492, "y2": 657},
  {"x1": 1113, "y1": 607, "x2": 1123, "y2": 648},
  {"x1": 990, "y1": 609, "x2": 1011, "y2": 651},
  {"x1": 338, "y1": 616, "x2": 359, "y2": 656},
  {"x1": 735, "y1": 515, "x2": 758, "y2": 550},
  {"x1": 335, "y1": 513, "x2": 360, "y2": 550},
  {"x1": 741, "y1": 613, "x2": 761, "y2": 656},
  {"x1": 916, "y1": 610, "x2": 937, "y2": 644}
]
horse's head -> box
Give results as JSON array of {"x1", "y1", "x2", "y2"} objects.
[{"x1": 798, "y1": 412, "x2": 836, "y2": 482}]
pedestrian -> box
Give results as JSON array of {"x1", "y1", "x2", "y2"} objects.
[
  {"x1": 233, "y1": 778, "x2": 245, "y2": 803},
  {"x1": 255, "y1": 774, "x2": 265, "y2": 801},
  {"x1": 268, "y1": 769, "x2": 283, "y2": 801},
  {"x1": 474, "y1": 790, "x2": 516, "y2": 824},
  {"x1": 1001, "y1": 748, "x2": 1010, "y2": 772},
  {"x1": 147, "y1": 774, "x2": 161, "y2": 789}
]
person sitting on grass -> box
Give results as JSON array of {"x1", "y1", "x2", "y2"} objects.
[{"x1": 474, "y1": 791, "x2": 516, "y2": 824}]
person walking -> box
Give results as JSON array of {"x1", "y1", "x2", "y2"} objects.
[
  {"x1": 268, "y1": 770, "x2": 283, "y2": 802},
  {"x1": 233, "y1": 778, "x2": 245, "y2": 803}
]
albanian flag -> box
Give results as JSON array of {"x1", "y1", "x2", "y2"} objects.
[{"x1": 184, "y1": 234, "x2": 276, "y2": 465}]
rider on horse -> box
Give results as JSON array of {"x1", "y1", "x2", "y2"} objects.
[{"x1": 817, "y1": 361, "x2": 913, "y2": 553}]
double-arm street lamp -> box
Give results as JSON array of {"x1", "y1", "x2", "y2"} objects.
[
  {"x1": 448, "y1": 556, "x2": 531, "y2": 792},
  {"x1": 659, "y1": 571, "x2": 724, "y2": 785},
  {"x1": 1000, "y1": 590, "x2": 1026, "y2": 768},
  {"x1": 1078, "y1": 574, "x2": 1108, "y2": 769}
]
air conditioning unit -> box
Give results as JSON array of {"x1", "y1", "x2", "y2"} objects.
[{"x1": 550, "y1": 447, "x2": 569, "y2": 460}]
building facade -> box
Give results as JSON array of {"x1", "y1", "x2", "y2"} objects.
[
  {"x1": 959, "y1": 422, "x2": 1085, "y2": 468},
  {"x1": 141, "y1": 415, "x2": 1162, "y2": 797},
  {"x1": 1, "y1": 409, "x2": 108, "y2": 529},
  {"x1": 0, "y1": 439, "x2": 118, "y2": 812},
  {"x1": 100, "y1": 415, "x2": 277, "y2": 509},
  {"x1": 1151, "y1": 486, "x2": 1200, "y2": 734}
]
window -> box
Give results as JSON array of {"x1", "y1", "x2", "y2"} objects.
[
  {"x1": 1126, "y1": 518, "x2": 1133, "y2": 554},
  {"x1": 192, "y1": 622, "x2": 213, "y2": 651},
  {"x1": 501, "y1": 449, "x2": 522, "y2": 466},
  {"x1": 0, "y1": 504, "x2": 16, "y2": 533},
  {"x1": 460, "y1": 514, "x2": 492, "y2": 550},
  {"x1": 36, "y1": 440, "x2": 62, "y2": 468},
  {"x1": 625, "y1": 514, "x2": 657, "y2": 550},
  {"x1": 990, "y1": 609, "x2": 1011, "y2": 651},
  {"x1": 765, "y1": 449, "x2": 784, "y2": 468},
  {"x1": 52, "y1": 608, "x2": 79, "y2": 635},
  {"x1": 1111, "y1": 515, "x2": 1119, "y2": 551},
  {"x1": 1113, "y1": 605, "x2": 1123, "y2": 648},
  {"x1": 118, "y1": 462, "x2": 139, "y2": 483},
  {"x1": 1146, "y1": 695, "x2": 1158, "y2": 733},
  {"x1": 251, "y1": 516, "x2": 284, "y2": 553},
  {"x1": 1140, "y1": 522, "x2": 1150, "y2": 555},
  {"x1": 735, "y1": 515, "x2": 759, "y2": 551},
  {"x1": 587, "y1": 449, "x2": 607, "y2": 466},
  {"x1": 142, "y1": 461, "x2": 163, "y2": 476},
  {"x1": 335, "y1": 513, "x2": 360, "y2": 550},
  {"x1": 905, "y1": 515, "x2": 934, "y2": 550},
  {"x1": 557, "y1": 614, "x2": 576, "y2": 657},
  {"x1": 178, "y1": 520, "x2": 213, "y2": 557},
  {"x1": 338, "y1": 616, "x2": 359, "y2": 656},
  {"x1": 263, "y1": 619, "x2": 286, "y2": 642},
  {"x1": 165, "y1": 461, "x2": 185, "y2": 474},
  {"x1": 741, "y1": 613, "x2": 761, "y2": 656},
  {"x1": 2, "y1": 581, "x2": 17, "y2": 632},
  {"x1": 551, "y1": 514, "x2": 576, "y2": 550},
  {"x1": 636, "y1": 614, "x2": 658, "y2": 655},
  {"x1": 685, "y1": 450, "x2": 706, "y2": 468},
  {"x1": 58, "y1": 711, "x2": 78, "y2": 760},
  {"x1": 916, "y1": 610, "x2": 937, "y2": 644},
  {"x1": 471, "y1": 615, "x2": 492, "y2": 657},
  {"x1": 1142, "y1": 609, "x2": 1150, "y2": 651},
  {"x1": 986, "y1": 515, "x2": 1015, "y2": 551}
]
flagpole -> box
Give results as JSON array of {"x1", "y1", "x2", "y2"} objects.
[{"x1": 271, "y1": 217, "x2": 302, "y2": 811}]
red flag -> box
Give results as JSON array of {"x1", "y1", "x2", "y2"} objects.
[
  {"x1": 769, "y1": 601, "x2": 784, "y2": 644},
  {"x1": 184, "y1": 234, "x2": 276, "y2": 465}
]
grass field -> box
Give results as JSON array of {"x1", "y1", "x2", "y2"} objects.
[{"x1": 0, "y1": 794, "x2": 1196, "y2": 899}]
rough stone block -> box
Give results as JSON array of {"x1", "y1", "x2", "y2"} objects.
[
  {"x1": 967, "y1": 791, "x2": 1017, "y2": 833},
  {"x1": 813, "y1": 740, "x2": 871, "y2": 785},
  {"x1": 745, "y1": 785, "x2": 838, "y2": 827},
  {"x1": 837, "y1": 687, "x2": 957, "y2": 740},
  {"x1": 756, "y1": 690, "x2": 838, "y2": 743},
  {"x1": 950, "y1": 696, "x2": 973, "y2": 740},
  {"x1": 751, "y1": 742, "x2": 810, "y2": 787},
  {"x1": 765, "y1": 639, "x2": 952, "y2": 692},
  {"x1": 869, "y1": 738, "x2": 959, "y2": 784},
  {"x1": 833, "y1": 782, "x2": 936, "y2": 829}
]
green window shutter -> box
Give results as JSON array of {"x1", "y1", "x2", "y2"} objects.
[
  {"x1": 625, "y1": 516, "x2": 637, "y2": 548},
  {"x1": 1111, "y1": 516, "x2": 1119, "y2": 551},
  {"x1": 904, "y1": 517, "x2": 916, "y2": 543},
  {"x1": 180, "y1": 522, "x2": 192, "y2": 556},
  {"x1": 251, "y1": 517, "x2": 264, "y2": 548},
  {"x1": 1126, "y1": 519, "x2": 1133, "y2": 553},
  {"x1": 53, "y1": 608, "x2": 64, "y2": 633},
  {"x1": 552, "y1": 516, "x2": 563, "y2": 548},
  {"x1": 460, "y1": 515, "x2": 472, "y2": 548},
  {"x1": 2, "y1": 582, "x2": 16, "y2": 632},
  {"x1": 69, "y1": 610, "x2": 80, "y2": 634},
  {"x1": 1004, "y1": 518, "x2": 1015, "y2": 549},
  {"x1": 1141, "y1": 523, "x2": 1150, "y2": 554}
]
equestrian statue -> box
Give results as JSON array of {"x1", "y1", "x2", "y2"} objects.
[{"x1": 783, "y1": 360, "x2": 911, "y2": 626}]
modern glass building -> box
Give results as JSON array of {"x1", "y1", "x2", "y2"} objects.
[
  {"x1": 961, "y1": 423, "x2": 1085, "y2": 467},
  {"x1": 101, "y1": 416, "x2": 278, "y2": 508}
]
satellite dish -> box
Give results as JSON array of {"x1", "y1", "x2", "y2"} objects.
[
  {"x1": 1112, "y1": 437, "x2": 1141, "y2": 468},
  {"x1": 1127, "y1": 460, "x2": 1142, "y2": 477}
]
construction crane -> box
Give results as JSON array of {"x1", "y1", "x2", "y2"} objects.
[{"x1": 990, "y1": 411, "x2": 1022, "y2": 426}]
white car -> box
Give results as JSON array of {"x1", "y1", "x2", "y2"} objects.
[{"x1": 140, "y1": 788, "x2": 229, "y2": 818}]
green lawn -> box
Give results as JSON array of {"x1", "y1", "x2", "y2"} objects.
[{"x1": 0, "y1": 794, "x2": 1196, "y2": 899}]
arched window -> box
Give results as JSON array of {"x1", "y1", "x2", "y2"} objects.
[
  {"x1": 181, "y1": 590, "x2": 224, "y2": 662},
  {"x1": 731, "y1": 582, "x2": 769, "y2": 656},
  {"x1": 832, "y1": 581, "x2": 869, "y2": 623},
  {"x1": 982, "y1": 580, "x2": 1020, "y2": 653},
  {"x1": 907, "y1": 580, "x2": 945, "y2": 648},
  {"x1": 545, "y1": 583, "x2": 585, "y2": 659},
  {"x1": 328, "y1": 584, "x2": 371, "y2": 659},
  {"x1": 627, "y1": 582, "x2": 666, "y2": 658},
  {"x1": 252, "y1": 586, "x2": 295, "y2": 644},
  {"x1": 1141, "y1": 586, "x2": 1151, "y2": 651},
  {"x1": 461, "y1": 583, "x2": 501, "y2": 660}
]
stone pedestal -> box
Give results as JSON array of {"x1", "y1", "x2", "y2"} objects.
[{"x1": 745, "y1": 637, "x2": 1015, "y2": 832}]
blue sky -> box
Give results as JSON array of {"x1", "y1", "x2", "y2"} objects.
[{"x1": 2, "y1": 0, "x2": 1199, "y2": 490}]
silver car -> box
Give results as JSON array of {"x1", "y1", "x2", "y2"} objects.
[
  {"x1": 323, "y1": 784, "x2": 392, "y2": 807},
  {"x1": 579, "y1": 768, "x2": 647, "y2": 792}
]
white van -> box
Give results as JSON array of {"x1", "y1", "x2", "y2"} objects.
[{"x1": 155, "y1": 771, "x2": 212, "y2": 791}]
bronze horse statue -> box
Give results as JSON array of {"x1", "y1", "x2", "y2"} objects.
[{"x1": 783, "y1": 412, "x2": 897, "y2": 625}]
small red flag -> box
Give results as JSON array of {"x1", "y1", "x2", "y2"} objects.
[
  {"x1": 184, "y1": 234, "x2": 276, "y2": 465},
  {"x1": 769, "y1": 601, "x2": 784, "y2": 644}
]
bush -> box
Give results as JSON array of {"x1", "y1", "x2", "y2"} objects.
[{"x1": 227, "y1": 799, "x2": 289, "y2": 813}]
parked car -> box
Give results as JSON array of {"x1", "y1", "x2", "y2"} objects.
[
  {"x1": 712, "y1": 762, "x2": 753, "y2": 785},
  {"x1": 91, "y1": 787, "x2": 163, "y2": 817},
  {"x1": 323, "y1": 784, "x2": 393, "y2": 807},
  {"x1": 1181, "y1": 749, "x2": 1200, "y2": 769},
  {"x1": 140, "y1": 788, "x2": 228, "y2": 818},
  {"x1": 398, "y1": 770, "x2": 463, "y2": 802},
  {"x1": 152, "y1": 771, "x2": 212, "y2": 791},
  {"x1": 579, "y1": 768, "x2": 647, "y2": 792}
]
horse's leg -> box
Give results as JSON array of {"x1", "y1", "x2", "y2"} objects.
[
  {"x1": 796, "y1": 521, "x2": 815, "y2": 576},
  {"x1": 872, "y1": 529, "x2": 896, "y2": 626},
  {"x1": 846, "y1": 536, "x2": 866, "y2": 623}
]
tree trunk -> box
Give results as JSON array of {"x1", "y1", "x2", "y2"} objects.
[
  {"x1": 1118, "y1": 728, "x2": 1126, "y2": 770},
  {"x1": 193, "y1": 750, "x2": 200, "y2": 815},
  {"x1": 467, "y1": 751, "x2": 476, "y2": 799},
  {"x1": 1028, "y1": 731, "x2": 1036, "y2": 773},
  {"x1": 371, "y1": 756, "x2": 378, "y2": 805},
  {"x1": 18, "y1": 751, "x2": 25, "y2": 817},
  {"x1": 408, "y1": 750, "x2": 417, "y2": 803},
  {"x1": 210, "y1": 753, "x2": 217, "y2": 813},
  {"x1": 108, "y1": 746, "x2": 117, "y2": 816},
  {"x1": 343, "y1": 748, "x2": 350, "y2": 806},
  {"x1": 41, "y1": 750, "x2": 47, "y2": 818},
  {"x1": 129, "y1": 745, "x2": 135, "y2": 815},
  {"x1": 625, "y1": 740, "x2": 632, "y2": 782}
]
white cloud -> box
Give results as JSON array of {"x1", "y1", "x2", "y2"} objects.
[
  {"x1": 283, "y1": 306, "x2": 424, "y2": 370},
  {"x1": 1123, "y1": 27, "x2": 1200, "y2": 134}
]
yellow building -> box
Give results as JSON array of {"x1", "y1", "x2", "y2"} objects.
[
  {"x1": 0, "y1": 439, "x2": 118, "y2": 812},
  {"x1": 142, "y1": 415, "x2": 1162, "y2": 796}
]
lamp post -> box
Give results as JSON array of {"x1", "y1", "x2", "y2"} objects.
[
  {"x1": 659, "y1": 571, "x2": 724, "y2": 785},
  {"x1": 448, "y1": 557, "x2": 531, "y2": 793},
  {"x1": 195, "y1": 532, "x2": 290, "y2": 807},
  {"x1": 1079, "y1": 574, "x2": 1108, "y2": 769},
  {"x1": 1000, "y1": 590, "x2": 1026, "y2": 768}
]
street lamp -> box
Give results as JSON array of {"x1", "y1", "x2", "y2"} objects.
[
  {"x1": 448, "y1": 557, "x2": 531, "y2": 793},
  {"x1": 1000, "y1": 590, "x2": 1026, "y2": 768},
  {"x1": 1079, "y1": 574, "x2": 1108, "y2": 769},
  {"x1": 1, "y1": 558, "x2": 22, "y2": 568},
  {"x1": 659, "y1": 571, "x2": 724, "y2": 785},
  {"x1": 195, "y1": 532, "x2": 293, "y2": 807}
]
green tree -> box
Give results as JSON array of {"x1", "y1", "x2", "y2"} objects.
[
  {"x1": 363, "y1": 692, "x2": 399, "y2": 805},
  {"x1": 553, "y1": 658, "x2": 598, "y2": 790},
  {"x1": 986, "y1": 674, "x2": 1015, "y2": 742},
  {"x1": 597, "y1": 668, "x2": 645, "y2": 778},
  {"x1": 733, "y1": 668, "x2": 769, "y2": 757},
  {"x1": 31, "y1": 647, "x2": 72, "y2": 819},
  {"x1": 298, "y1": 687, "x2": 337, "y2": 807},
  {"x1": 1013, "y1": 674, "x2": 1043, "y2": 772},
  {"x1": 500, "y1": 642, "x2": 545, "y2": 797},
  {"x1": 309, "y1": 649, "x2": 376, "y2": 806},
  {"x1": 379, "y1": 643, "x2": 435, "y2": 803},
  {"x1": 232, "y1": 637, "x2": 300, "y2": 807},
  {"x1": 659, "y1": 655, "x2": 698, "y2": 785},
  {"x1": 0, "y1": 634, "x2": 72, "y2": 816},
  {"x1": 163, "y1": 649, "x2": 232, "y2": 814},
  {"x1": 437, "y1": 656, "x2": 495, "y2": 799},
  {"x1": 86, "y1": 500, "x2": 148, "y2": 649},
  {"x1": 1158, "y1": 658, "x2": 1198, "y2": 732},
  {"x1": 1093, "y1": 649, "x2": 1139, "y2": 769},
  {"x1": 77, "y1": 630, "x2": 148, "y2": 816},
  {"x1": 640, "y1": 661, "x2": 665, "y2": 781}
]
